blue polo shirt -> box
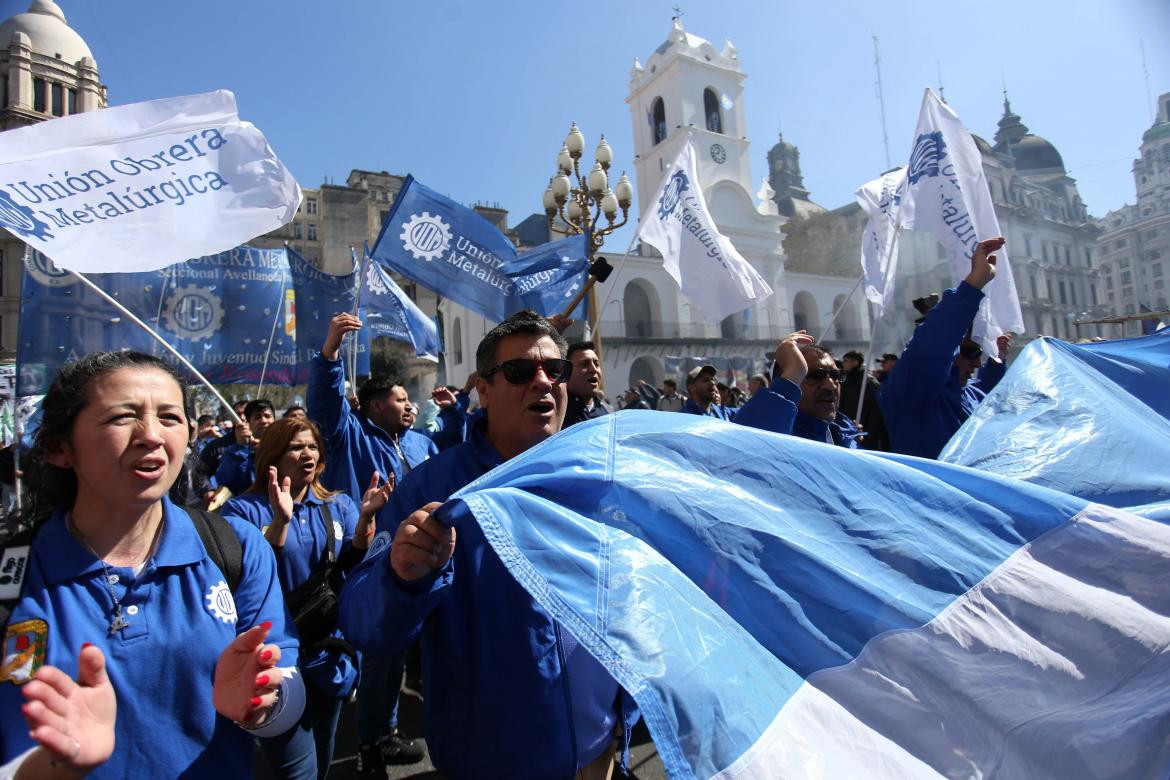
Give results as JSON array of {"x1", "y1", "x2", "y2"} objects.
[
  {"x1": 222, "y1": 489, "x2": 360, "y2": 697},
  {"x1": 0, "y1": 499, "x2": 298, "y2": 779}
]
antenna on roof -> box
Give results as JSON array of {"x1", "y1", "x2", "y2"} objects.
[
  {"x1": 936, "y1": 61, "x2": 946, "y2": 103},
  {"x1": 672, "y1": 4, "x2": 684, "y2": 21},
  {"x1": 1141, "y1": 39, "x2": 1154, "y2": 121},
  {"x1": 872, "y1": 34, "x2": 891, "y2": 170}
]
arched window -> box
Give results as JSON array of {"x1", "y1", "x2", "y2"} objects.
[
  {"x1": 652, "y1": 98, "x2": 667, "y2": 146},
  {"x1": 623, "y1": 280, "x2": 655, "y2": 338},
  {"x1": 704, "y1": 89, "x2": 723, "y2": 134},
  {"x1": 792, "y1": 291, "x2": 819, "y2": 338}
]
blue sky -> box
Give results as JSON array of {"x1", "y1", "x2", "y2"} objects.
[{"x1": 9, "y1": 0, "x2": 1170, "y2": 246}]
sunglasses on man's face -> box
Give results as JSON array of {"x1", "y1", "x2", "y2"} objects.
[
  {"x1": 483, "y1": 357, "x2": 573, "y2": 385},
  {"x1": 804, "y1": 368, "x2": 843, "y2": 383}
]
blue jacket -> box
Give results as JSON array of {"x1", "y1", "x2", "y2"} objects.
[
  {"x1": 221, "y1": 490, "x2": 362, "y2": 697},
  {"x1": 877, "y1": 281, "x2": 1007, "y2": 459},
  {"x1": 307, "y1": 353, "x2": 438, "y2": 506},
  {"x1": 792, "y1": 410, "x2": 862, "y2": 448},
  {"x1": 680, "y1": 398, "x2": 733, "y2": 419},
  {"x1": 339, "y1": 422, "x2": 636, "y2": 779},
  {"x1": 679, "y1": 378, "x2": 802, "y2": 435},
  {"x1": 213, "y1": 442, "x2": 254, "y2": 496},
  {"x1": 0, "y1": 500, "x2": 299, "y2": 779}
]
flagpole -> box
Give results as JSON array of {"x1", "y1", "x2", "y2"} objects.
[
  {"x1": 592, "y1": 230, "x2": 640, "y2": 344},
  {"x1": 256, "y1": 271, "x2": 289, "y2": 395},
  {"x1": 67, "y1": 270, "x2": 243, "y2": 425},
  {"x1": 854, "y1": 214, "x2": 903, "y2": 423},
  {"x1": 818, "y1": 273, "x2": 865, "y2": 342},
  {"x1": 348, "y1": 247, "x2": 368, "y2": 387}
]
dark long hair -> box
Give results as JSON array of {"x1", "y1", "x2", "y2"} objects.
[
  {"x1": 22, "y1": 351, "x2": 190, "y2": 528},
  {"x1": 246, "y1": 418, "x2": 338, "y2": 501}
]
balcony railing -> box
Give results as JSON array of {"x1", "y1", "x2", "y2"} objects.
[{"x1": 603, "y1": 321, "x2": 868, "y2": 343}]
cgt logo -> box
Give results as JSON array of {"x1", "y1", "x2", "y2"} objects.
[
  {"x1": 908, "y1": 131, "x2": 947, "y2": 185},
  {"x1": 0, "y1": 188, "x2": 53, "y2": 241},
  {"x1": 657, "y1": 171, "x2": 689, "y2": 221}
]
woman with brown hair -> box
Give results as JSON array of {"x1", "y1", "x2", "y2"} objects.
[{"x1": 222, "y1": 417, "x2": 389, "y2": 780}]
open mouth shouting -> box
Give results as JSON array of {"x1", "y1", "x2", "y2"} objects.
[
  {"x1": 527, "y1": 398, "x2": 557, "y2": 419},
  {"x1": 131, "y1": 456, "x2": 168, "y2": 480}
]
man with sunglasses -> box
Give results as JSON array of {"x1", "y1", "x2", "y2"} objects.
[
  {"x1": 339, "y1": 310, "x2": 637, "y2": 780},
  {"x1": 877, "y1": 236, "x2": 1012, "y2": 459}
]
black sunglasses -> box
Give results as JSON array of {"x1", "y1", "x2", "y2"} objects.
[
  {"x1": 958, "y1": 345, "x2": 983, "y2": 360},
  {"x1": 483, "y1": 357, "x2": 572, "y2": 385},
  {"x1": 805, "y1": 368, "x2": 843, "y2": 383}
]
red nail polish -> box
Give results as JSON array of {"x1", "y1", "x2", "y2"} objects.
[
  {"x1": 260, "y1": 650, "x2": 273, "y2": 662},
  {"x1": 81, "y1": 642, "x2": 93, "y2": 649},
  {"x1": 250, "y1": 696, "x2": 262, "y2": 708},
  {"x1": 255, "y1": 674, "x2": 269, "y2": 687},
  {"x1": 260, "y1": 620, "x2": 272, "y2": 631}
]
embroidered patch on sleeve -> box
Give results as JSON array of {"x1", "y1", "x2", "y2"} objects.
[{"x1": 1, "y1": 619, "x2": 48, "y2": 685}]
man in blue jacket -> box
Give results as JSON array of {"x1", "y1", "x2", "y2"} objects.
[
  {"x1": 307, "y1": 311, "x2": 434, "y2": 771},
  {"x1": 878, "y1": 237, "x2": 1011, "y2": 459},
  {"x1": 340, "y1": 310, "x2": 633, "y2": 779},
  {"x1": 770, "y1": 335, "x2": 862, "y2": 448},
  {"x1": 212, "y1": 399, "x2": 276, "y2": 495}
]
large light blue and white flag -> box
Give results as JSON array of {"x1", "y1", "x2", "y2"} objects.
[
  {"x1": 438, "y1": 412, "x2": 1170, "y2": 779},
  {"x1": 898, "y1": 89, "x2": 1024, "y2": 354},
  {"x1": 0, "y1": 90, "x2": 300, "y2": 273},
  {"x1": 855, "y1": 166, "x2": 906, "y2": 317},
  {"x1": 362, "y1": 251, "x2": 441, "y2": 362},
  {"x1": 942, "y1": 327, "x2": 1170, "y2": 522},
  {"x1": 635, "y1": 139, "x2": 772, "y2": 321}
]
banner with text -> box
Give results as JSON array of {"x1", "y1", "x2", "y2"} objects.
[
  {"x1": 370, "y1": 175, "x2": 590, "y2": 323},
  {"x1": 17, "y1": 246, "x2": 297, "y2": 396},
  {"x1": 0, "y1": 90, "x2": 300, "y2": 273}
]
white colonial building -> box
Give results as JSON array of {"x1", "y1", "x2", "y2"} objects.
[
  {"x1": 440, "y1": 18, "x2": 867, "y2": 393},
  {"x1": 1096, "y1": 91, "x2": 1170, "y2": 338}
]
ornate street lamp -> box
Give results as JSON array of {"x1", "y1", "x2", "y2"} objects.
[{"x1": 543, "y1": 123, "x2": 633, "y2": 351}]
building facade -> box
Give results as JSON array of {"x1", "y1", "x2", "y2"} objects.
[
  {"x1": 1095, "y1": 91, "x2": 1170, "y2": 338},
  {"x1": 0, "y1": 0, "x2": 108, "y2": 360}
]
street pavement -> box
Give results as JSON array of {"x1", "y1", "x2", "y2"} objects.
[{"x1": 253, "y1": 677, "x2": 667, "y2": 779}]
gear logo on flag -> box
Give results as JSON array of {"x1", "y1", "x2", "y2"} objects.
[
  {"x1": 163, "y1": 284, "x2": 224, "y2": 342},
  {"x1": 657, "y1": 171, "x2": 689, "y2": 220},
  {"x1": 0, "y1": 188, "x2": 53, "y2": 242},
  {"x1": 400, "y1": 212, "x2": 451, "y2": 262},
  {"x1": 908, "y1": 131, "x2": 947, "y2": 185},
  {"x1": 23, "y1": 250, "x2": 74, "y2": 288},
  {"x1": 365, "y1": 263, "x2": 389, "y2": 295}
]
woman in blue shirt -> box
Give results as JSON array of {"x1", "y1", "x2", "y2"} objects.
[
  {"x1": 0, "y1": 350, "x2": 303, "y2": 778},
  {"x1": 222, "y1": 418, "x2": 387, "y2": 780}
]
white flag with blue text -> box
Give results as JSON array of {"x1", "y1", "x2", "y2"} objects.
[
  {"x1": 0, "y1": 90, "x2": 301, "y2": 273},
  {"x1": 635, "y1": 139, "x2": 772, "y2": 321},
  {"x1": 899, "y1": 89, "x2": 1024, "y2": 353},
  {"x1": 855, "y1": 166, "x2": 907, "y2": 317}
]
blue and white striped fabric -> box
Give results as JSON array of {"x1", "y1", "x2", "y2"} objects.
[
  {"x1": 941, "y1": 329, "x2": 1170, "y2": 522},
  {"x1": 438, "y1": 411, "x2": 1170, "y2": 779}
]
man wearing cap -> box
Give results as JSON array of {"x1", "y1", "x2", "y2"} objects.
[
  {"x1": 839, "y1": 350, "x2": 890, "y2": 451},
  {"x1": 874, "y1": 353, "x2": 899, "y2": 383},
  {"x1": 680, "y1": 364, "x2": 730, "y2": 419},
  {"x1": 877, "y1": 237, "x2": 1012, "y2": 459}
]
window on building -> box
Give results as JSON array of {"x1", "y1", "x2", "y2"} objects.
[
  {"x1": 1123, "y1": 286, "x2": 1134, "y2": 299},
  {"x1": 293, "y1": 222, "x2": 302, "y2": 239},
  {"x1": 1064, "y1": 246, "x2": 1071, "y2": 264},
  {"x1": 33, "y1": 78, "x2": 46, "y2": 112},
  {"x1": 1046, "y1": 278, "x2": 1054, "y2": 300},
  {"x1": 51, "y1": 83, "x2": 63, "y2": 116},
  {"x1": 1154, "y1": 264, "x2": 1164, "y2": 278},
  {"x1": 1121, "y1": 270, "x2": 1133, "y2": 285},
  {"x1": 1024, "y1": 235, "x2": 1033, "y2": 256},
  {"x1": 652, "y1": 97, "x2": 667, "y2": 145},
  {"x1": 703, "y1": 88, "x2": 722, "y2": 134},
  {"x1": 1059, "y1": 280, "x2": 1067, "y2": 305},
  {"x1": 1120, "y1": 257, "x2": 1130, "y2": 268},
  {"x1": 1042, "y1": 244, "x2": 1049, "y2": 262},
  {"x1": 1029, "y1": 275, "x2": 1038, "y2": 299},
  {"x1": 306, "y1": 198, "x2": 317, "y2": 215},
  {"x1": 307, "y1": 223, "x2": 317, "y2": 241},
  {"x1": 1156, "y1": 279, "x2": 1165, "y2": 290},
  {"x1": 67, "y1": 88, "x2": 77, "y2": 114},
  {"x1": 1084, "y1": 248, "x2": 1092, "y2": 267},
  {"x1": 1070, "y1": 283, "x2": 1077, "y2": 306},
  {"x1": 1090, "y1": 283, "x2": 1098, "y2": 304}
]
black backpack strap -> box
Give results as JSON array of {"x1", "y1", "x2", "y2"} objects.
[
  {"x1": 317, "y1": 500, "x2": 336, "y2": 565},
  {"x1": 184, "y1": 507, "x2": 244, "y2": 593},
  {"x1": 0, "y1": 526, "x2": 37, "y2": 629}
]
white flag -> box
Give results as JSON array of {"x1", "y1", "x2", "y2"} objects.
[
  {"x1": 635, "y1": 139, "x2": 772, "y2": 321},
  {"x1": 0, "y1": 90, "x2": 301, "y2": 273},
  {"x1": 855, "y1": 166, "x2": 907, "y2": 318},
  {"x1": 899, "y1": 89, "x2": 1024, "y2": 353}
]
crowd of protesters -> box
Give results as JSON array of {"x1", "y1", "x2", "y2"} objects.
[{"x1": 0, "y1": 238, "x2": 1019, "y2": 778}]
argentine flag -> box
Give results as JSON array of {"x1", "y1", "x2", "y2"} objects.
[{"x1": 437, "y1": 412, "x2": 1170, "y2": 779}]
